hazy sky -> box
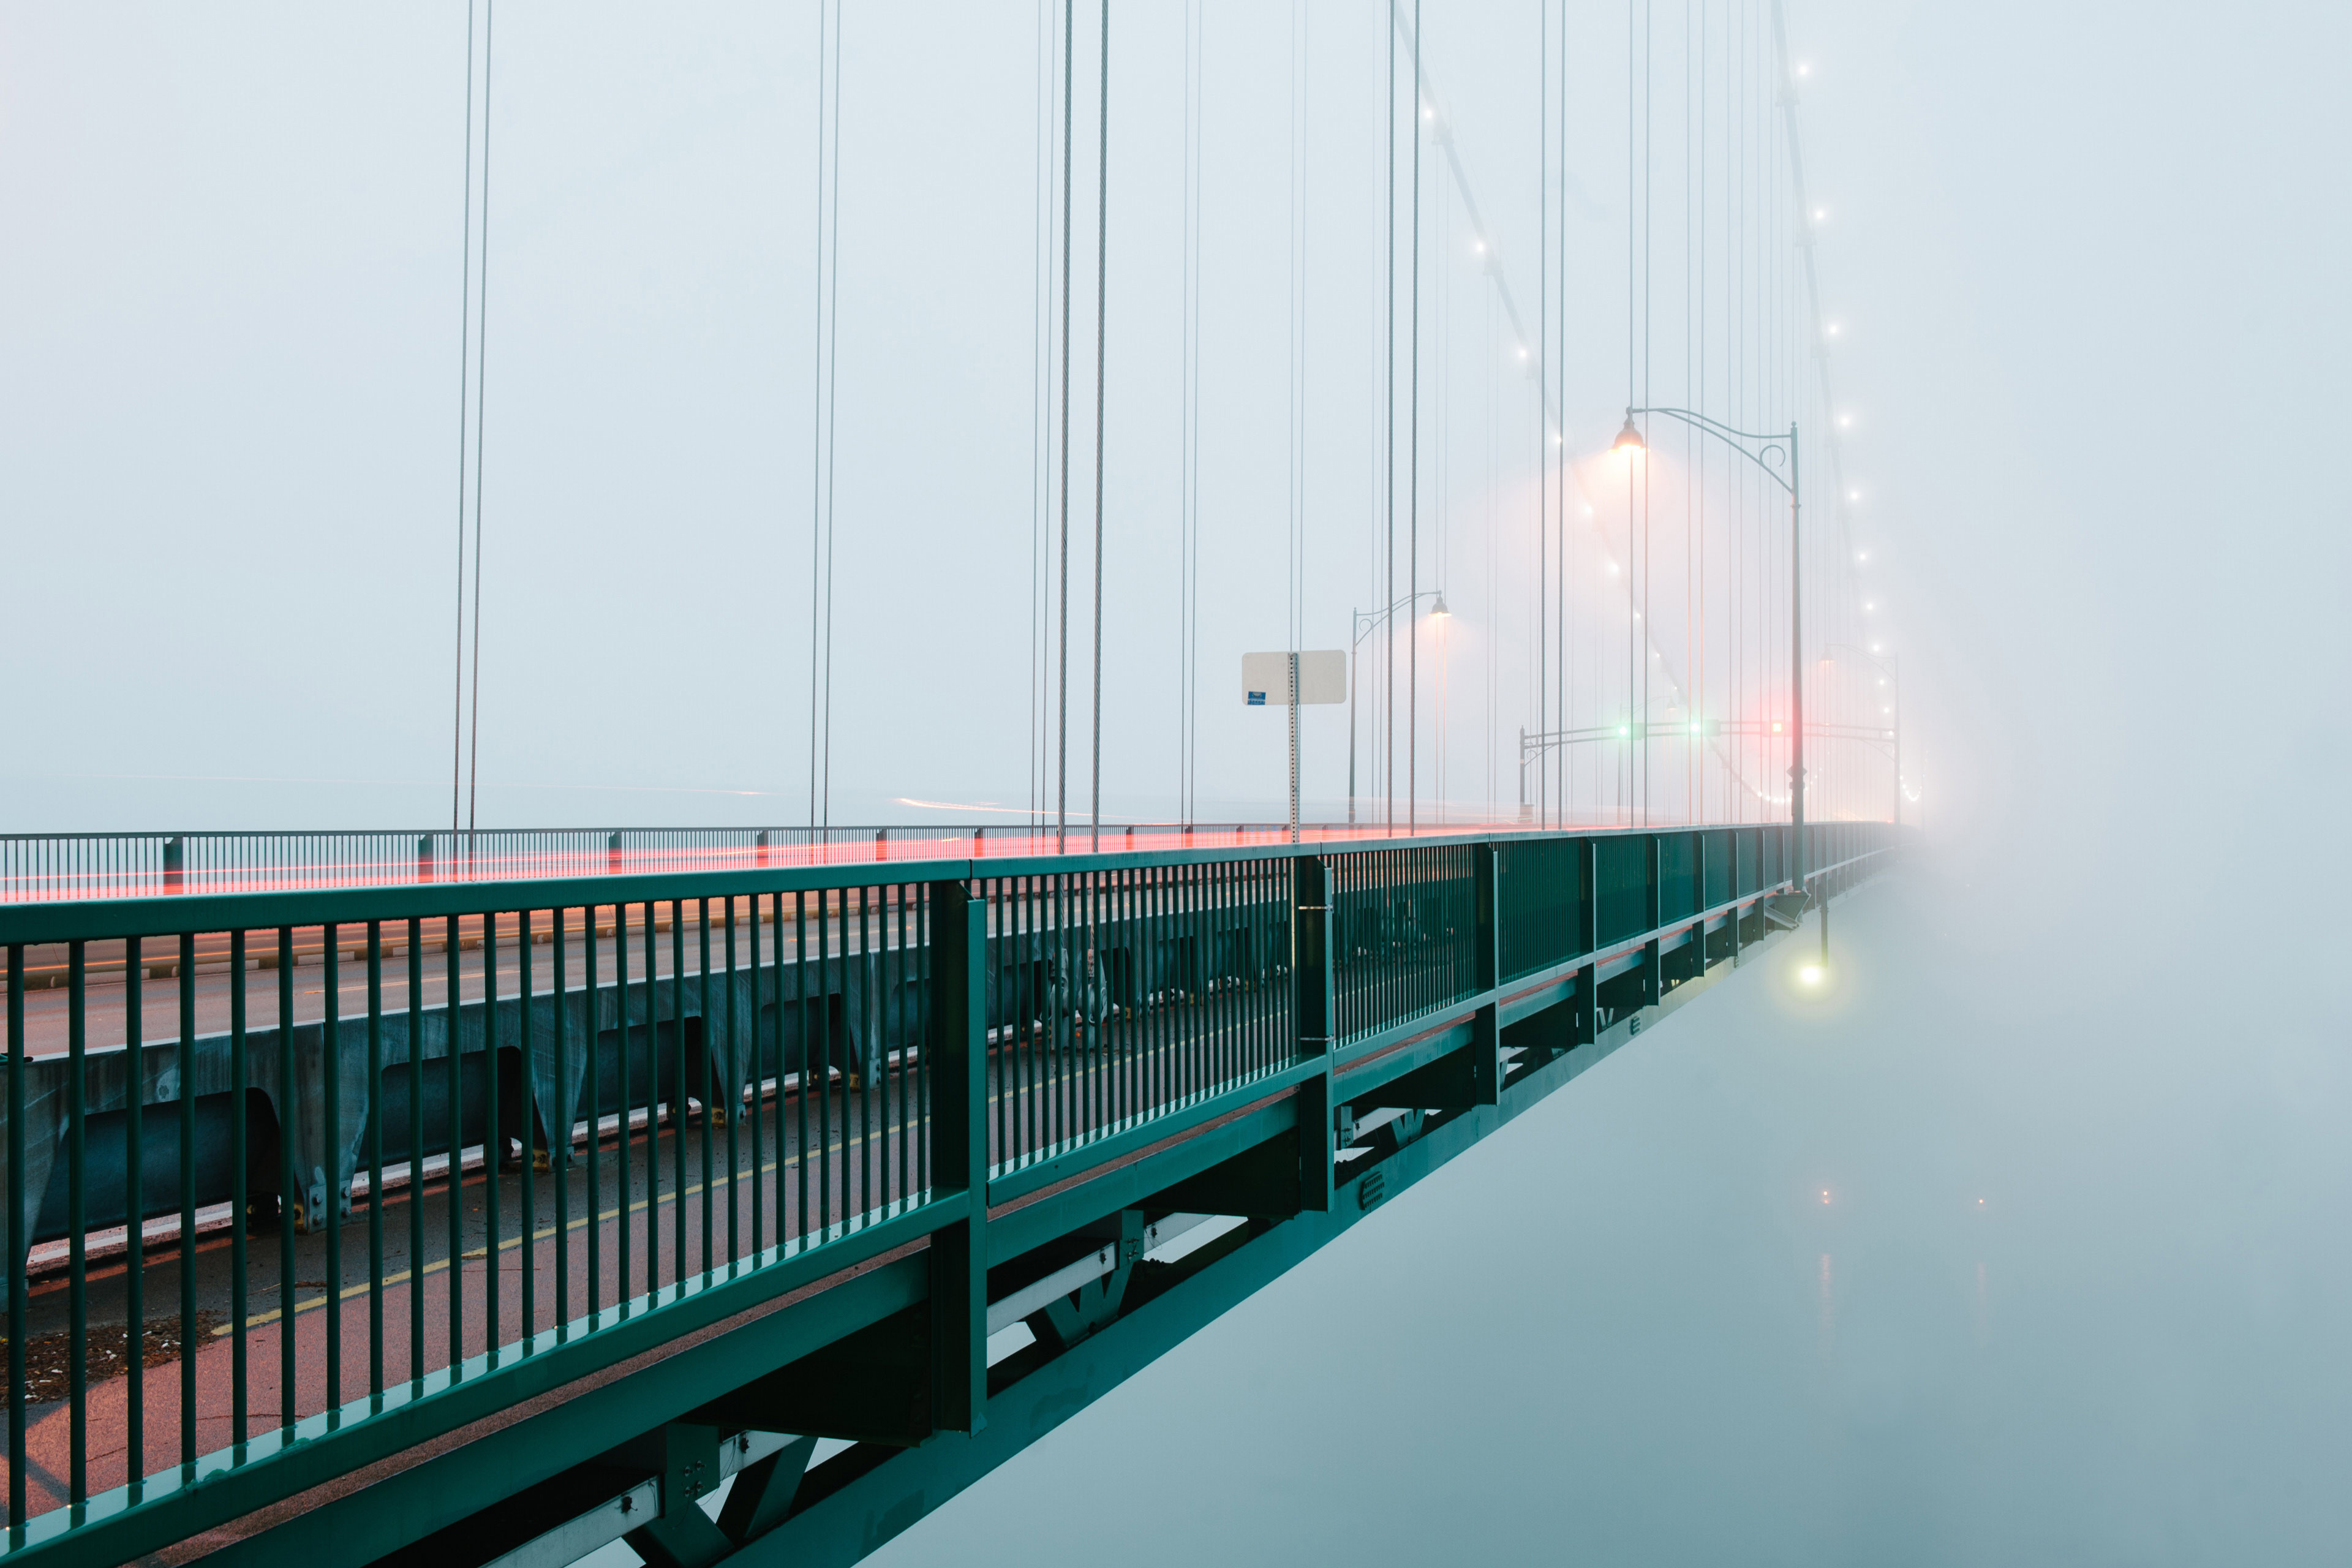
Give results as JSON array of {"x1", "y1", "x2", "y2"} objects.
[{"x1": 4, "y1": 0, "x2": 1903, "y2": 834}]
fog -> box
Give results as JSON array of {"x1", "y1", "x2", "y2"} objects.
[{"x1": 5, "y1": 0, "x2": 2350, "y2": 1561}]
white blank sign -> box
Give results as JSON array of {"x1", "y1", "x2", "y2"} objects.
[{"x1": 1242, "y1": 650, "x2": 1346, "y2": 706}]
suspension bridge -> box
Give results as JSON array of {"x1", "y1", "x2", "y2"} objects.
[{"x1": 0, "y1": 1, "x2": 1909, "y2": 1563}]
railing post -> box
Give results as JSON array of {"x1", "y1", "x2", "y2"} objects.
[
  {"x1": 756, "y1": 829, "x2": 771, "y2": 869},
  {"x1": 416, "y1": 834, "x2": 434, "y2": 884},
  {"x1": 1573, "y1": 836, "x2": 1598, "y2": 1046},
  {"x1": 929, "y1": 882, "x2": 987, "y2": 1434},
  {"x1": 1470, "y1": 843, "x2": 1499, "y2": 1107},
  {"x1": 875, "y1": 827, "x2": 889, "y2": 862},
  {"x1": 162, "y1": 834, "x2": 184, "y2": 895},
  {"x1": 1291, "y1": 855, "x2": 1333, "y2": 1213},
  {"x1": 1641, "y1": 835, "x2": 1663, "y2": 1009},
  {"x1": 1729, "y1": 829, "x2": 1746, "y2": 967},
  {"x1": 1694, "y1": 831, "x2": 1709, "y2": 973},
  {"x1": 607, "y1": 832, "x2": 623, "y2": 876}
]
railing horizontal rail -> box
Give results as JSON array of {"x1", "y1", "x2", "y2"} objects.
[{"x1": 0, "y1": 823, "x2": 1575, "y2": 906}]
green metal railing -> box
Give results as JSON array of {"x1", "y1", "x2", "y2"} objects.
[
  {"x1": 0, "y1": 820, "x2": 1897, "y2": 1558},
  {"x1": 0, "y1": 824, "x2": 1479, "y2": 905}
]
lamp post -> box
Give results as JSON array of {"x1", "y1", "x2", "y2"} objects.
[
  {"x1": 1349, "y1": 590, "x2": 1448, "y2": 830},
  {"x1": 1611, "y1": 407, "x2": 1812, "y2": 933}
]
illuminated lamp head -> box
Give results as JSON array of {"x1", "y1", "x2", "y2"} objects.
[{"x1": 1611, "y1": 413, "x2": 1646, "y2": 458}]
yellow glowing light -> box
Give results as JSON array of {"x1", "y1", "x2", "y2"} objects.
[
  {"x1": 1771, "y1": 721, "x2": 1783, "y2": 734},
  {"x1": 1800, "y1": 964, "x2": 1824, "y2": 986}
]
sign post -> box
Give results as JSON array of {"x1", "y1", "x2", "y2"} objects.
[{"x1": 1243, "y1": 650, "x2": 1346, "y2": 842}]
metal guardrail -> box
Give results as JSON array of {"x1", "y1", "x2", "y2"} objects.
[
  {"x1": 0, "y1": 823, "x2": 1531, "y2": 905},
  {"x1": 0, "y1": 818, "x2": 1896, "y2": 1561}
]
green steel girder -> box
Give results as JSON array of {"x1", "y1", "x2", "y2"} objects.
[
  {"x1": 984, "y1": 1090, "x2": 1305, "y2": 1264},
  {"x1": 692, "y1": 1305, "x2": 935, "y2": 1447},
  {"x1": 1333, "y1": 1017, "x2": 1477, "y2": 1104},
  {"x1": 1357, "y1": 1003, "x2": 1498, "y2": 1112},
  {"x1": 202, "y1": 1253, "x2": 930, "y2": 1568}
]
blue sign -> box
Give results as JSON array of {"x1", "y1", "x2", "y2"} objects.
[{"x1": 1247, "y1": 691, "x2": 1266, "y2": 706}]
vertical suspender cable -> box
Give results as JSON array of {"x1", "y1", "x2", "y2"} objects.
[
  {"x1": 466, "y1": 0, "x2": 496, "y2": 851},
  {"x1": 808, "y1": 0, "x2": 830, "y2": 830},
  {"x1": 1057, "y1": 0, "x2": 1073, "y2": 853},
  {"x1": 1384, "y1": 12, "x2": 1396, "y2": 833},
  {"x1": 1178, "y1": 1, "x2": 1193, "y2": 825},
  {"x1": 450, "y1": 0, "x2": 478, "y2": 839},
  {"x1": 1406, "y1": 0, "x2": 1420, "y2": 836},
  {"x1": 1286, "y1": 0, "x2": 1299, "y2": 842},
  {"x1": 1190, "y1": 7, "x2": 1203, "y2": 826},
  {"x1": 1690, "y1": 0, "x2": 1700, "y2": 824},
  {"x1": 1556, "y1": 0, "x2": 1567, "y2": 828},
  {"x1": 1296, "y1": 5, "x2": 1311, "y2": 839},
  {"x1": 1484, "y1": 265, "x2": 1494, "y2": 816},
  {"x1": 1625, "y1": 0, "x2": 1638, "y2": 827},
  {"x1": 1090, "y1": 0, "x2": 1109, "y2": 854},
  {"x1": 821, "y1": 13, "x2": 843, "y2": 829},
  {"x1": 1626, "y1": 0, "x2": 1638, "y2": 826},
  {"x1": 1637, "y1": 0, "x2": 1651, "y2": 827},
  {"x1": 1536, "y1": 2, "x2": 1547, "y2": 832},
  {"x1": 1031, "y1": 0, "x2": 1049, "y2": 833}
]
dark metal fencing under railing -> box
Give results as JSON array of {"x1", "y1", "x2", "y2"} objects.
[
  {"x1": 0, "y1": 820, "x2": 1899, "y2": 1559},
  {"x1": 978, "y1": 859, "x2": 1295, "y2": 1175},
  {"x1": 1330, "y1": 843, "x2": 1480, "y2": 1046}
]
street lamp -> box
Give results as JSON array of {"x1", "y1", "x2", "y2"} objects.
[
  {"x1": 1616, "y1": 405, "x2": 1813, "y2": 944},
  {"x1": 1349, "y1": 590, "x2": 1447, "y2": 829}
]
